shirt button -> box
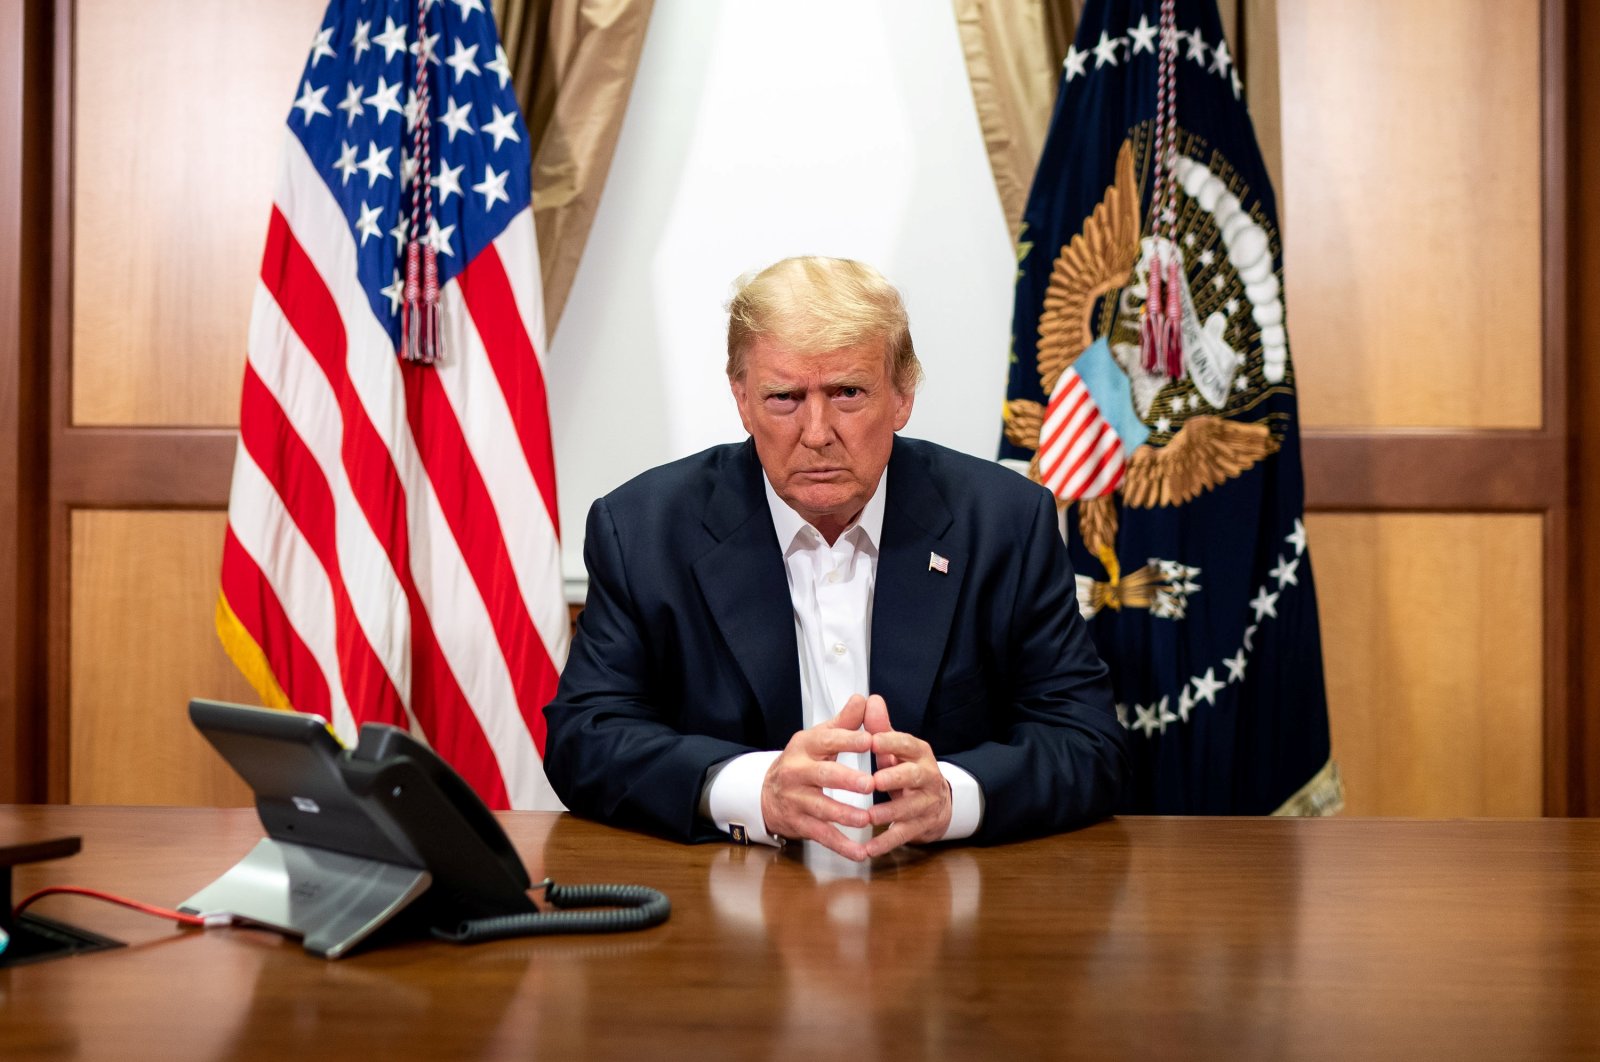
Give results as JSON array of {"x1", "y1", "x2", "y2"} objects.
[
  {"x1": 826, "y1": 571, "x2": 841, "y2": 584},
  {"x1": 831, "y1": 643, "x2": 847, "y2": 656}
]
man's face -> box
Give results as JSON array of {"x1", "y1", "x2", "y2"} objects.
[{"x1": 730, "y1": 336, "x2": 914, "y2": 542}]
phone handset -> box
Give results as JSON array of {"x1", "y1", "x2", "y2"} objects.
[
  {"x1": 344, "y1": 723, "x2": 670, "y2": 942},
  {"x1": 181, "y1": 699, "x2": 668, "y2": 958}
]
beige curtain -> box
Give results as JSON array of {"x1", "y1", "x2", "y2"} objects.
[
  {"x1": 952, "y1": 0, "x2": 1078, "y2": 246},
  {"x1": 492, "y1": 0, "x2": 655, "y2": 335},
  {"x1": 955, "y1": 0, "x2": 1283, "y2": 242}
]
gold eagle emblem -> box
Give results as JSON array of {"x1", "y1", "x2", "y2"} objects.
[{"x1": 1004, "y1": 137, "x2": 1278, "y2": 563}]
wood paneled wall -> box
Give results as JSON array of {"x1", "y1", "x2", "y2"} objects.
[
  {"x1": 1309, "y1": 514, "x2": 1544, "y2": 815},
  {"x1": 71, "y1": 0, "x2": 323, "y2": 428},
  {"x1": 51, "y1": 0, "x2": 321, "y2": 804},
  {"x1": 1572, "y1": 0, "x2": 1600, "y2": 816},
  {"x1": 69, "y1": 511, "x2": 254, "y2": 805},
  {"x1": 1283, "y1": 0, "x2": 1562, "y2": 815},
  {"x1": 1283, "y1": 0, "x2": 1543, "y2": 430},
  {"x1": 0, "y1": 0, "x2": 50, "y2": 803}
]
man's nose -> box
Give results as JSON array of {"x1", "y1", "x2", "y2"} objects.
[{"x1": 799, "y1": 395, "x2": 834, "y2": 448}]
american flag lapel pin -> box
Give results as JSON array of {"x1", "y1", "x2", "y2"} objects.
[{"x1": 929, "y1": 552, "x2": 950, "y2": 574}]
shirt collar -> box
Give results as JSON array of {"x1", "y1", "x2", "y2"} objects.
[{"x1": 762, "y1": 467, "x2": 888, "y2": 553}]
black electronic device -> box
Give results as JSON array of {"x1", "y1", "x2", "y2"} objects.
[
  {"x1": 0, "y1": 837, "x2": 123, "y2": 967},
  {"x1": 180, "y1": 699, "x2": 668, "y2": 958}
]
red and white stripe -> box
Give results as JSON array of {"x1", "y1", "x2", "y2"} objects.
[
  {"x1": 220, "y1": 131, "x2": 568, "y2": 810},
  {"x1": 1037, "y1": 367, "x2": 1126, "y2": 501}
]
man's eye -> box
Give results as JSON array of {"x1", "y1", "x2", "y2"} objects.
[{"x1": 838, "y1": 387, "x2": 862, "y2": 399}]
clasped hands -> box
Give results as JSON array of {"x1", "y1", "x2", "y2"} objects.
[{"x1": 760, "y1": 693, "x2": 952, "y2": 862}]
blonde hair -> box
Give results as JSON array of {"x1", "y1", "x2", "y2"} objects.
[{"x1": 725, "y1": 257, "x2": 922, "y2": 393}]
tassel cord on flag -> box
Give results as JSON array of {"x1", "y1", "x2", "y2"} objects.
[
  {"x1": 1139, "y1": 0, "x2": 1183, "y2": 381},
  {"x1": 402, "y1": 0, "x2": 443, "y2": 365}
]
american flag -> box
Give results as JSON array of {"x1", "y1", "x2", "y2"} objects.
[
  {"x1": 1037, "y1": 367, "x2": 1126, "y2": 501},
  {"x1": 216, "y1": 0, "x2": 569, "y2": 810}
]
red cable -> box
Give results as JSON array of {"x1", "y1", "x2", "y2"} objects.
[{"x1": 13, "y1": 885, "x2": 228, "y2": 928}]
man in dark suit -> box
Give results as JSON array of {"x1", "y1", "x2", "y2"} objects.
[{"x1": 544, "y1": 257, "x2": 1126, "y2": 860}]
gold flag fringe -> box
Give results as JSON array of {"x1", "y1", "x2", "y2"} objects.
[
  {"x1": 214, "y1": 592, "x2": 294, "y2": 712},
  {"x1": 1272, "y1": 758, "x2": 1345, "y2": 817}
]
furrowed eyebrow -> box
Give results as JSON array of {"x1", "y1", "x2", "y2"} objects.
[{"x1": 755, "y1": 376, "x2": 870, "y2": 398}]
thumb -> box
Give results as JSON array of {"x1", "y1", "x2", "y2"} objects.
[
  {"x1": 830, "y1": 693, "x2": 868, "y2": 731},
  {"x1": 863, "y1": 693, "x2": 892, "y2": 735}
]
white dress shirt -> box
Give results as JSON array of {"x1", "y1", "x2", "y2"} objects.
[{"x1": 702, "y1": 469, "x2": 983, "y2": 846}]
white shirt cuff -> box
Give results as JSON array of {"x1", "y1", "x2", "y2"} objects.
[
  {"x1": 703, "y1": 750, "x2": 784, "y2": 846},
  {"x1": 938, "y1": 761, "x2": 984, "y2": 842}
]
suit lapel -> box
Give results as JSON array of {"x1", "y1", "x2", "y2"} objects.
[
  {"x1": 870, "y1": 441, "x2": 964, "y2": 735},
  {"x1": 692, "y1": 442, "x2": 803, "y2": 745}
]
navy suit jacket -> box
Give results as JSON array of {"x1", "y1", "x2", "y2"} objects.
[{"x1": 543, "y1": 436, "x2": 1127, "y2": 844}]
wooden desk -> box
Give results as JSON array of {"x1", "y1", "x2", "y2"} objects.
[{"x1": 1, "y1": 807, "x2": 1597, "y2": 1060}]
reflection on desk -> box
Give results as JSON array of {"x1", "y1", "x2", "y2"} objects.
[{"x1": 2, "y1": 806, "x2": 1599, "y2": 1061}]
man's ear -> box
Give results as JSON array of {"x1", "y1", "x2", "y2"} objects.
[
  {"x1": 892, "y1": 387, "x2": 915, "y2": 432},
  {"x1": 729, "y1": 375, "x2": 755, "y2": 435}
]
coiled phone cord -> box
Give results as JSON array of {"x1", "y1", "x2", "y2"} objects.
[{"x1": 432, "y1": 880, "x2": 670, "y2": 943}]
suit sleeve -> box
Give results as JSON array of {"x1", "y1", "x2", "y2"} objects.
[
  {"x1": 542, "y1": 498, "x2": 753, "y2": 842},
  {"x1": 942, "y1": 490, "x2": 1128, "y2": 843}
]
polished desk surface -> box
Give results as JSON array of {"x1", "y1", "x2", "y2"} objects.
[{"x1": 2, "y1": 807, "x2": 1598, "y2": 1061}]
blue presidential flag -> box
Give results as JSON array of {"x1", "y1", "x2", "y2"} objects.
[{"x1": 1000, "y1": 0, "x2": 1340, "y2": 814}]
